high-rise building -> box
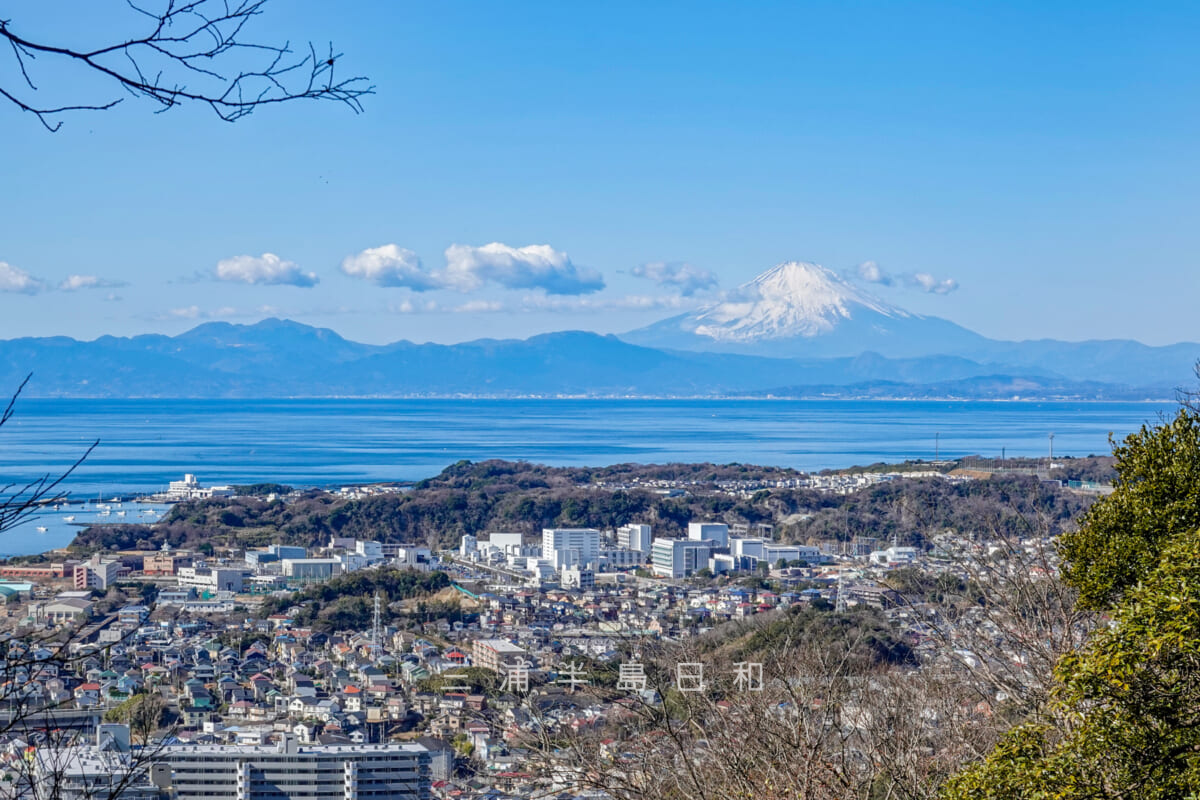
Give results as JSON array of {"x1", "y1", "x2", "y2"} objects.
[
  {"x1": 542, "y1": 528, "x2": 600, "y2": 570},
  {"x1": 617, "y1": 524, "x2": 652, "y2": 553},
  {"x1": 651, "y1": 538, "x2": 713, "y2": 579}
]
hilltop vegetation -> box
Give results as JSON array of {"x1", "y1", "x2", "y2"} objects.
[
  {"x1": 70, "y1": 459, "x2": 1095, "y2": 553},
  {"x1": 257, "y1": 568, "x2": 451, "y2": 632}
]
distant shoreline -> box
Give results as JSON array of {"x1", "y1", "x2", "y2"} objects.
[{"x1": 12, "y1": 394, "x2": 1180, "y2": 402}]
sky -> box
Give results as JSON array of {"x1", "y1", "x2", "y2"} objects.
[{"x1": 1, "y1": 1, "x2": 1198, "y2": 346}]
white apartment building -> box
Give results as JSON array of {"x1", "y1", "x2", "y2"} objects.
[
  {"x1": 542, "y1": 528, "x2": 600, "y2": 570},
  {"x1": 617, "y1": 523, "x2": 652, "y2": 553}
]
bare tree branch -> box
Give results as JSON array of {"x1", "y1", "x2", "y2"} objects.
[{"x1": 0, "y1": 0, "x2": 373, "y2": 131}]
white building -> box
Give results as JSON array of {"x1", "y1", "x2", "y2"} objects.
[
  {"x1": 161, "y1": 736, "x2": 430, "y2": 800},
  {"x1": 177, "y1": 566, "x2": 245, "y2": 593},
  {"x1": 542, "y1": 528, "x2": 600, "y2": 571},
  {"x1": 870, "y1": 546, "x2": 919, "y2": 567},
  {"x1": 617, "y1": 523, "x2": 652, "y2": 553},
  {"x1": 599, "y1": 548, "x2": 643, "y2": 570},
  {"x1": 165, "y1": 473, "x2": 234, "y2": 501},
  {"x1": 561, "y1": 567, "x2": 596, "y2": 590},
  {"x1": 688, "y1": 522, "x2": 729, "y2": 548},
  {"x1": 763, "y1": 544, "x2": 826, "y2": 565},
  {"x1": 356, "y1": 540, "x2": 384, "y2": 562},
  {"x1": 394, "y1": 547, "x2": 433, "y2": 571},
  {"x1": 281, "y1": 558, "x2": 343, "y2": 582},
  {"x1": 651, "y1": 538, "x2": 713, "y2": 579},
  {"x1": 730, "y1": 537, "x2": 765, "y2": 559}
]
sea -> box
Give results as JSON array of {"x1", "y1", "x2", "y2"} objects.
[{"x1": 0, "y1": 398, "x2": 1178, "y2": 556}]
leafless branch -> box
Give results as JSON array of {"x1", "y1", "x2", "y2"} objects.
[
  {"x1": 0, "y1": 0, "x2": 373, "y2": 131},
  {"x1": 0, "y1": 375, "x2": 98, "y2": 535}
]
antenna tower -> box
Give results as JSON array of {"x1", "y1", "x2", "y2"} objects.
[{"x1": 835, "y1": 572, "x2": 848, "y2": 613}]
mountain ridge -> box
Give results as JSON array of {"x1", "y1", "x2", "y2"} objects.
[{"x1": 0, "y1": 317, "x2": 1183, "y2": 399}]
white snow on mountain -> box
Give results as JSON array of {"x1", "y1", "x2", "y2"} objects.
[{"x1": 687, "y1": 261, "x2": 909, "y2": 343}]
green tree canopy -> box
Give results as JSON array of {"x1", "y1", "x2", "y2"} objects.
[
  {"x1": 944, "y1": 406, "x2": 1200, "y2": 799},
  {"x1": 1059, "y1": 409, "x2": 1200, "y2": 610}
]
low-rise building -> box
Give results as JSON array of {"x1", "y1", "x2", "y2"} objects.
[{"x1": 472, "y1": 639, "x2": 528, "y2": 673}]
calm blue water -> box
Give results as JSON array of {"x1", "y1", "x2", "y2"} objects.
[
  {"x1": 0, "y1": 398, "x2": 1178, "y2": 554},
  {"x1": 0, "y1": 398, "x2": 1178, "y2": 491}
]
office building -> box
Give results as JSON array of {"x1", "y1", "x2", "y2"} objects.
[
  {"x1": 688, "y1": 522, "x2": 729, "y2": 548},
  {"x1": 651, "y1": 538, "x2": 713, "y2": 579},
  {"x1": 617, "y1": 524, "x2": 652, "y2": 553},
  {"x1": 542, "y1": 528, "x2": 600, "y2": 570}
]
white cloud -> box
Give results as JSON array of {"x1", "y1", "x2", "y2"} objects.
[
  {"x1": 454, "y1": 300, "x2": 505, "y2": 313},
  {"x1": 340, "y1": 244, "x2": 440, "y2": 290},
  {"x1": 519, "y1": 293, "x2": 696, "y2": 313},
  {"x1": 215, "y1": 253, "x2": 318, "y2": 287},
  {"x1": 58, "y1": 274, "x2": 127, "y2": 291},
  {"x1": 387, "y1": 299, "x2": 440, "y2": 314},
  {"x1": 631, "y1": 261, "x2": 718, "y2": 296},
  {"x1": 441, "y1": 243, "x2": 604, "y2": 295},
  {"x1": 0, "y1": 262, "x2": 45, "y2": 294},
  {"x1": 154, "y1": 304, "x2": 280, "y2": 321},
  {"x1": 907, "y1": 272, "x2": 959, "y2": 294},
  {"x1": 856, "y1": 261, "x2": 893, "y2": 286},
  {"x1": 849, "y1": 261, "x2": 958, "y2": 295}
]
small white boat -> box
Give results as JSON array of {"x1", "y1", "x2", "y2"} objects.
[
  {"x1": 64, "y1": 516, "x2": 75, "y2": 522},
  {"x1": 99, "y1": 510, "x2": 110, "y2": 517},
  {"x1": 35, "y1": 526, "x2": 47, "y2": 533},
  {"x1": 116, "y1": 511, "x2": 126, "y2": 517}
]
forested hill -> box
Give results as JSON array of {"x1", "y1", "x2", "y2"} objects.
[{"x1": 69, "y1": 458, "x2": 1098, "y2": 554}]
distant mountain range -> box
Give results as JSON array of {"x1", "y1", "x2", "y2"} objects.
[{"x1": 1, "y1": 262, "x2": 1195, "y2": 399}]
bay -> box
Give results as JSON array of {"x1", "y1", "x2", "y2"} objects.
[
  {"x1": 0, "y1": 398, "x2": 1176, "y2": 497},
  {"x1": 0, "y1": 397, "x2": 1176, "y2": 555}
]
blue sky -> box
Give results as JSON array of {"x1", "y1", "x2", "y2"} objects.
[{"x1": 1, "y1": 1, "x2": 1198, "y2": 345}]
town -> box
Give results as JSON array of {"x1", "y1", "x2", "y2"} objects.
[{"x1": 0, "y1": 466, "x2": 1093, "y2": 800}]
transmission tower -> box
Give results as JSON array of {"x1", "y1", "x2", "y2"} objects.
[{"x1": 371, "y1": 592, "x2": 383, "y2": 661}]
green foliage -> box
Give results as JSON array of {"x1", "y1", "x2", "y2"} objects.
[
  {"x1": 1060, "y1": 409, "x2": 1200, "y2": 610},
  {"x1": 258, "y1": 568, "x2": 450, "y2": 632},
  {"x1": 418, "y1": 666, "x2": 498, "y2": 695},
  {"x1": 70, "y1": 459, "x2": 1091, "y2": 554},
  {"x1": 944, "y1": 407, "x2": 1200, "y2": 800},
  {"x1": 103, "y1": 692, "x2": 166, "y2": 738},
  {"x1": 944, "y1": 529, "x2": 1200, "y2": 799}
]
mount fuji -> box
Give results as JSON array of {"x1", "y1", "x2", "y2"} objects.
[
  {"x1": 623, "y1": 261, "x2": 990, "y2": 359},
  {"x1": 623, "y1": 261, "x2": 1199, "y2": 386}
]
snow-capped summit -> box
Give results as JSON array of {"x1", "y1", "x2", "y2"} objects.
[
  {"x1": 687, "y1": 261, "x2": 906, "y2": 343},
  {"x1": 622, "y1": 260, "x2": 986, "y2": 359}
]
